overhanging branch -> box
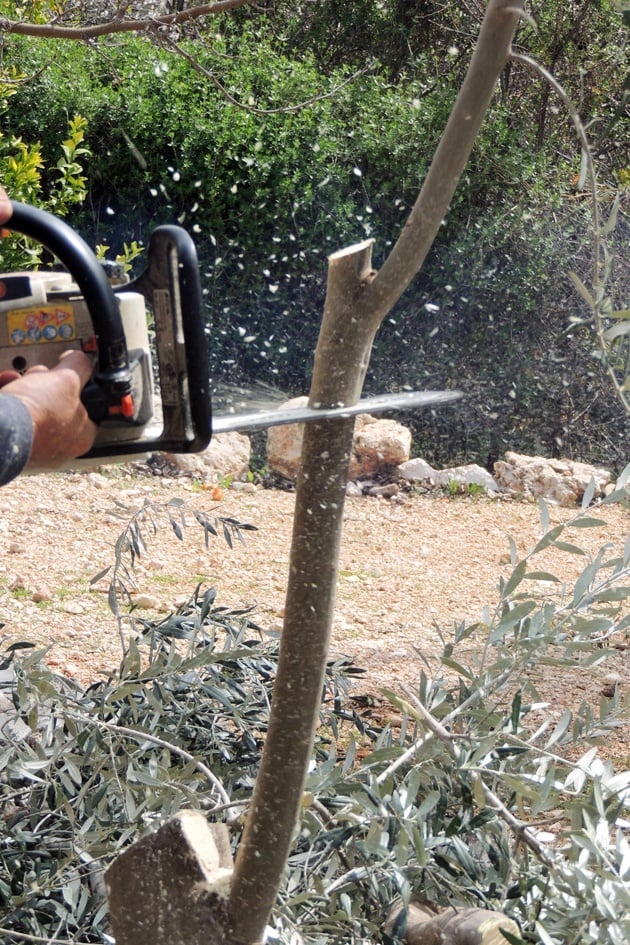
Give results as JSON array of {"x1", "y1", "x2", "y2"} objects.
[{"x1": 0, "y1": 0, "x2": 251, "y2": 41}]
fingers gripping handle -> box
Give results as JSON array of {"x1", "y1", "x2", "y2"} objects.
[{"x1": 7, "y1": 201, "x2": 133, "y2": 420}]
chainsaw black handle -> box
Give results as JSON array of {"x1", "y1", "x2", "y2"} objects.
[
  {"x1": 7, "y1": 202, "x2": 130, "y2": 383},
  {"x1": 126, "y1": 225, "x2": 212, "y2": 454},
  {"x1": 7, "y1": 203, "x2": 212, "y2": 456}
]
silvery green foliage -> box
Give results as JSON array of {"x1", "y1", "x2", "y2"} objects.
[
  {"x1": 1, "y1": 469, "x2": 628, "y2": 943},
  {"x1": 0, "y1": 593, "x2": 360, "y2": 942},
  {"x1": 269, "y1": 466, "x2": 630, "y2": 944}
]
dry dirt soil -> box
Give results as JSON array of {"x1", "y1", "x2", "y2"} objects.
[{"x1": 0, "y1": 466, "x2": 628, "y2": 763}]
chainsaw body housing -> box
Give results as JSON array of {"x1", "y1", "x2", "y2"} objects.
[
  {"x1": 0, "y1": 272, "x2": 153, "y2": 444},
  {"x1": 1, "y1": 204, "x2": 212, "y2": 460}
]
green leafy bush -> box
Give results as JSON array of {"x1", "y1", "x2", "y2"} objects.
[
  {"x1": 0, "y1": 592, "x2": 361, "y2": 941},
  {"x1": 0, "y1": 111, "x2": 90, "y2": 270},
  {"x1": 1, "y1": 21, "x2": 628, "y2": 468}
]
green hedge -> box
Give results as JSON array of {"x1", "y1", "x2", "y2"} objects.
[{"x1": 3, "y1": 28, "x2": 628, "y2": 469}]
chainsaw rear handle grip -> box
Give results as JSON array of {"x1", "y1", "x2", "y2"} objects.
[
  {"x1": 7, "y1": 202, "x2": 135, "y2": 424},
  {"x1": 128, "y1": 224, "x2": 212, "y2": 454}
]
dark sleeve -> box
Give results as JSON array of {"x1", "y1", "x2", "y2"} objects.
[{"x1": 0, "y1": 394, "x2": 34, "y2": 485}]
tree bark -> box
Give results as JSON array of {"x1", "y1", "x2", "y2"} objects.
[
  {"x1": 226, "y1": 242, "x2": 374, "y2": 944},
  {"x1": 228, "y1": 5, "x2": 523, "y2": 943},
  {"x1": 106, "y1": 812, "x2": 233, "y2": 945}
]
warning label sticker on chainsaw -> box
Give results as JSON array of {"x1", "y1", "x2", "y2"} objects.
[{"x1": 7, "y1": 305, "x2": 76, "y2": 346}]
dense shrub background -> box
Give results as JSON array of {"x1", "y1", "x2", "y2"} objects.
[{"x1": 1, "y1": 3, "x2": 628, "y2": 469}]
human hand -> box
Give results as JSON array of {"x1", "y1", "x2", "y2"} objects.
[{"x1": 0, "y1": 350, "x2": 98, "y2": 468}]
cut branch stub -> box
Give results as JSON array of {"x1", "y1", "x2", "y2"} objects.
[
  {"x1": 106, "y1": 811, "x2": 233, "y2": 945},
  {"x1": 310, "y1": 239, "x2": 377, "y2": 407},
  {"x1": 385, "y1": 902, "x2": 521, "y2": 945}
]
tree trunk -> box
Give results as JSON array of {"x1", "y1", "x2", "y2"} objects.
[
  {"x1": 227, "y1": 241, "x2": 375, "y2": 944},
  {"x1": 227, "y1": 5, "x2": 523, "y2": 942}
]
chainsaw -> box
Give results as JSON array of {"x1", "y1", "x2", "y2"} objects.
[{"x1": 0, "y1": 202, "x2": 460, "y2": 459}]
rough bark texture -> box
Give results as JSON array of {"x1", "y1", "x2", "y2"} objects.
[
  {"x1": 227, "y1": 245, "x2": 369, "y2": 944},
  {"x1": 0, "y1": 1, "x2": 251, "y2": 40}
]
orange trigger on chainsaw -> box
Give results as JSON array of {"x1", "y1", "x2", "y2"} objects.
[{"x1": 108, "y1": 395, "x2": 134, "y2": 418}]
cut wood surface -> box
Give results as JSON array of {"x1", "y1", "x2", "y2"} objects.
[{"x1": 385, "y1": 901, "x2": 520, "y2": 945}]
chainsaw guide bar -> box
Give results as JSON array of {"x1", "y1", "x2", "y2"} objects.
[{"x1": 212, "y1": 390, "x2": 462, "y2": 434}]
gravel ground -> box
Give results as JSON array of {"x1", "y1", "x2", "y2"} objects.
[{"x1": 0, "y1": 465, "x2": 627, "y2": 762}]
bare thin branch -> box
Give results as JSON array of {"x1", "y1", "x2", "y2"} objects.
[
  {"x1": 0, "y1": 928, "x2": 77, "y2": 945},
  {"x1": 0, "y1": 0, "x2": 252, "y2": 41}
]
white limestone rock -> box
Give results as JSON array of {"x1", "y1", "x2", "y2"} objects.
[
  {"x1": 493, "y1": 451, "x2": 612, "y2": 506},
  {"x1": 437, "y1": 464, "x2": 500, "y2": 493},
  {"x1": 349, "y1": 417, "x2": 412, "y2": 479},
  {"x1": 159, "y1": 431, "x2": 251, "y2": 482},
  {"x1": 398, "y1": 458, "x2": 499, "y2": 494},
  {"x1": 397, "y1": 458, "x2": 437, "y2": 483}
]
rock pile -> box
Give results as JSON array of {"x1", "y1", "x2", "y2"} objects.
[
  {"x1": 492, "y1": 451, "x2": 613, "y2": 506},
  {"x1": 266, "y1": 397, "x2": 412, "y2": 480},
  {"x1": 142, "y1": 402, "x2": 616, "y2": 506},
  {"x1": 398, "y1": 452, "x2": 616, "y2": 505},
  {"x1": 398, "y1": 458, "x2": 500, "y2": 495}
]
